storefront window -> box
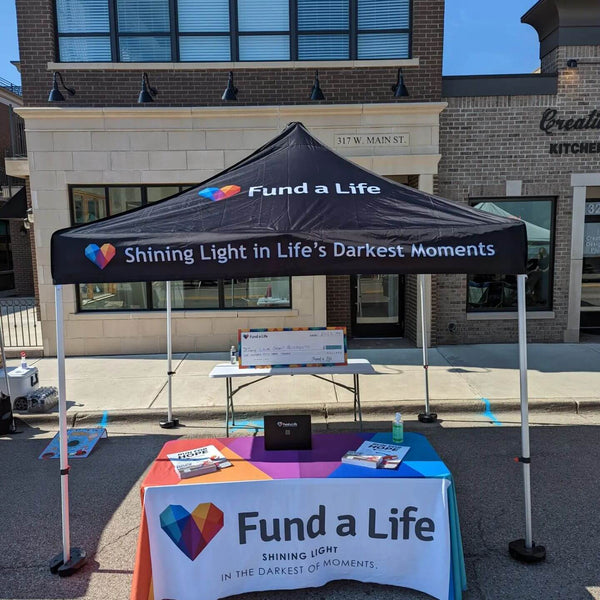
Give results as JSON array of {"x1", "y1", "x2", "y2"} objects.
[
  {"x1": 78, "y1": 282, "x2": 148, "y2": 310},
  {"x1": 71, "y1": 185, "x2": 291, "y2": 312},
  {"x1": 467, "y1": 197, "x2": 555, "y2": 312}
]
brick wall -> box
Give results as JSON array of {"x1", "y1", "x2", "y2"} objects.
[
  {"x1": 437, "y1": 46, "x2": 600, "y2": 344},
  {"x1": 326, "y1": 275, "x2": 352, "y2": 336},
  {"x1": 16, "y1": 0, "x2": 444, "y2": 108},
  {"x1": 0, "y1": 104, "x2": 9, "y2": 155},
  {"x1": 9, "y1": 219, "x2": 34, "y2": 296}
]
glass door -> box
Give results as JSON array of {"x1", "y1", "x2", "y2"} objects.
[
  {"x1": 351, "y1": 274, "x2": 404, "y2": 337},
  {"x1": 581, "y1": 199, "x2": 600, "y2": 332}
]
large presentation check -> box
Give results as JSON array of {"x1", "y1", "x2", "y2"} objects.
[{"x1": 238, "y1": 327, "x2": 347, "y2": 368}]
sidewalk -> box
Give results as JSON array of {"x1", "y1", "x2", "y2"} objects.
[{"x1": 10, "y1": 342, "x2": 600, "y2": 425}]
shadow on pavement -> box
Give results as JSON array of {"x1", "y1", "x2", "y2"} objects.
[{"x1": 0, "y1": 420, "x2": 175, "y2": 599}]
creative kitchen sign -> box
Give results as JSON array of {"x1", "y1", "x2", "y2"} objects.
[
  {"x1": 540, "y1": 108, "x2": 600, "y2": 155},
  {"x1": 334, "y1": 131, "x2": 409, "y2": 147}
]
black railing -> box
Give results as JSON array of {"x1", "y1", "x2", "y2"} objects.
[
  {"x1": 0, "y1": 76, "x2": 21, "y2": 97},
  {"x1": 0, "y1": 298, "x2": 42, "y2": 348},
  {"x1": 7, "y1": 105, "x2": 26, "y2": 158}
]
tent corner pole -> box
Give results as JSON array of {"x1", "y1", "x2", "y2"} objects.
[
  {"x1": 160, "y1": 281, "x2": 179, "y2": 429},
  {"x1": 508, "y1": 274, "x2": 546, "y2": 564},
  {"x1": 417, "y1": 274, "x2": 437, "y2": 424},
  {"x1": 49, "y1": 284, "x2": 87, "y2": 576}
]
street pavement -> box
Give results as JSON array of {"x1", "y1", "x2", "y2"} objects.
[{"x1": 1, "y1": 342, "x2": 600, "y2": 599}]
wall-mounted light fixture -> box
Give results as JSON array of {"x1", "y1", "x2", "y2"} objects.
[
  {"x1": 391, "y1": 68, "x2": 409, "y2": 98},
  {"x1": 138, "y1": 72, "x2": 158, "y2": 103},
  {"x1": 222, "y1": 71, "x2": 238, "y2": 101},
  {"x1": 48, "y1": 72, "x2": 76, "y2": 102},
  {"x1": 23, "y1": 207, "x2": 34, "y2": 231},
  {"x1": 566, "y1": 59, "x2": 578, "y2": 68},
  {"x1": 310, "y1": 70, "x2": 325, "y2": 101}
]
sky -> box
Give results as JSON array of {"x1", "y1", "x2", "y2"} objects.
[{"x1": 0, "y1": 0, "x2": 540, "y2": 86}]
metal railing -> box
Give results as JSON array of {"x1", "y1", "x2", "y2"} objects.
[
  {"x1": 7, "y1": 105, "x2": 26, "y2": 158},
  {"x1": 0, "y1": 298, "x2": 42, "y2": 348},
  {"x1": 0, "y1": 76, "x2": 21, "y2": 97}
]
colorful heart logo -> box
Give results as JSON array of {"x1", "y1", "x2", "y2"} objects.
[
  {"x1": 84, "y1": 243, "x2": 116, "y2": 269},
  {"x1": 243, "y1": 333, "x2": 249, "y2": 339},
  {"x1": 198, "y1": 185, "x2": 241, "y2": 201},
  {"x1": 160, "y1": 503, "x2": 224, "y2": 561}
]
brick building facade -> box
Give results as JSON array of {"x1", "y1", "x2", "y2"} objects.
[{"x1": 8, "y1": 0, "x2": 600, "y2": 355}]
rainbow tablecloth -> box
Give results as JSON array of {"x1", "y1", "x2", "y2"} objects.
[{"x1": 131, "y1": 432, "x2": 466, "y2": 600}]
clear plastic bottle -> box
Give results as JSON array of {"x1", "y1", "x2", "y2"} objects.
[
  {"x1": 392, "y1": 412, "x2": 404, "y2": 443},
  {"x1": 230, "y1": 345, "x2": 237, "y2": 365},
  {"x1": 20, "y1": 351, "x2": 27, "y2": 370}
]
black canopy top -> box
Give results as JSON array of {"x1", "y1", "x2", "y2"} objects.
[{"x1": 51, "y1": 122, "x2": 527, "y2": 284}]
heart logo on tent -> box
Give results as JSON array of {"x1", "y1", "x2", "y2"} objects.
[
  {"x1": 198, "y1": 185, "x2": 241, "y2": 201},
  {"x1": 160, "y1": 503, "x2": 224, "y2": 560},
  {"x1": 84, "y1": 243, "x2": 116, "y2": 269}
]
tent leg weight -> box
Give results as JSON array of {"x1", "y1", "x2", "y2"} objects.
[
  {"x1": 418, "y1": 412, "x2": 437, "y2": 423},
  {"x1": 159, "y1": 417, "x2": 179, "y2": 429},
  {"x1": 508, "y1": 539, "x2": 546, "y2": 563},
  {"x1": 49, "y1": 547, "x2": 87, "y2": 576}
]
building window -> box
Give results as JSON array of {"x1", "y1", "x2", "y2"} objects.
[
  {"x1": 70, "y1": 185, "x2": 292, "y2": 312},
  {"x1": 55, "y1": 0, "x2": 411, "y2": 62},
  {"x1": 467, "y1": 197, "x2": 555, "y2": 312}
]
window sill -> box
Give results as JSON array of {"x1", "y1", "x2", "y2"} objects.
[
  {"x1": 466, "y1": 311, "x2": 555, "y2": 321},
  {"x1": 48, "y1": 58, "x2": 419, "y2": 71},
  {"x1": 73, "y1": 308, "x2": 299, "y2": 318}
]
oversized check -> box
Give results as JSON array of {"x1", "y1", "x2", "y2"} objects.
[{"x1": 238, "y1": 327, "x2": 347, "y2": 368}]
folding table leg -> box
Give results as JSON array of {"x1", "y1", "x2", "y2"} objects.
[{"x1": 355, "y1": 374, "x2": 363, "y2": 430}]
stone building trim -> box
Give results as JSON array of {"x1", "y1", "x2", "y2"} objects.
[{"x1": 48, "y1": 59, "x2": 421, "y2": 71}]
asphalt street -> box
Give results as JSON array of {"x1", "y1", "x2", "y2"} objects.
[{"x1": 1, "y1": 410, "x2": 599, "y2": 600}]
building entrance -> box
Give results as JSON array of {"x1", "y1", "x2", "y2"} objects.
[
  {"x1": 350, "y1": 274, "x2": 404, "y2": 337},
  {"x1": 581, "y1": 197, "x2": 600, "y2": 333}
]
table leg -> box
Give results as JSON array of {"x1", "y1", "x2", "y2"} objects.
[
  {"x1": 355, "y1": 374, "x2": 363, "y2": 430},
  {"x1": 225, "y1": 378, "x2": 230, "y2": 437}
]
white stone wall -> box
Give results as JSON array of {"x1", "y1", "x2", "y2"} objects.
[{"x1": 19, "y1": 103, "x2": 444, "y2": 355}]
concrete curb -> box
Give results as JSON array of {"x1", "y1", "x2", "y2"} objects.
[{"x1": 14, "y1": 397, "x2": 600, "y2": 426}]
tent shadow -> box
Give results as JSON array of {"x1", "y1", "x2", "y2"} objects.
[{"x1": 0, "y1": 426, "x2": 179, "y2": 599}]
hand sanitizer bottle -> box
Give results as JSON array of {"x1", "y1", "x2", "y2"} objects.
[
  {"x1": 392, "y1": 412, "x2": 404, "y2": 443},
  {"x1": 230, "y1": 345, "x2": 237, "y2": 365}
]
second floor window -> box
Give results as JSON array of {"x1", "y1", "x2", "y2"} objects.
[{"x1": 55, "y1": 0, "x2": 411, "y2": 62}]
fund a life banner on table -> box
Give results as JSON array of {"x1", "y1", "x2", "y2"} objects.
[{"x1": 144, "y1": 477, "x2": 451, "y2": 600}]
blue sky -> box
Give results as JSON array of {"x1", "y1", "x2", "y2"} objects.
[{"x1": 0, "y1": 0, "x2": 540, "y2": 86}]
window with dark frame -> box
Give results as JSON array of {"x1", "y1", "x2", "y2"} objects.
[
  {"x1": 69, "y1": 185, "x2": 292, "y2": 312},
  {"x1": 467, "y1": 197, "x2": 555, "y2": 312},
  {"x1": 55, "y1": 0, "x2": 411, "y2": 62}
]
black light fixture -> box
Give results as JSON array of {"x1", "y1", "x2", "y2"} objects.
[
  {"x1": 138, "y1": 72, "x2": 158, "y2": 103},
  {"x1": 48, "y1": 72, "x2": 76, "y2": 102},
  {"x1": 310, "y1": 70, "x2": 325, "y2": 101},
  {"x1": 222, "y1": 71, "x2": 238, "y2": 101},
  {"x1": 566, "y1": 59, "x2": 578, "y2": 69},
  {"x1": 391, "y1": 68, "x2": 409, "y2": 98}
]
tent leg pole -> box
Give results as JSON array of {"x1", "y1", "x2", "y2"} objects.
[
  {"x1": 509, "y1": 274, "x2": 545, "y2": 563},
  {"x1": 50, "y1": 284, "x2": 87, "y2": 576},
  {"x1": 160, "y1": 281, "x2": 179, "y2": 429},
  {"x1": 418, "y1": 274, "x2": 436, "y2": 423}
]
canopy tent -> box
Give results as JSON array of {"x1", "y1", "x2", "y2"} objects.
[{"x1": 49, "y1": 122, "x2": 543, "y2": 574}]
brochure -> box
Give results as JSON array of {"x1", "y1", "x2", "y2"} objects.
[
  {"x1": 355, "y1": 440, "x2": 410, "y2": 469},
  {"x1": 341, "y1": 451, "x2": 383, "y2": 468},
  {"x1": 167, "y1": 444, "x2": 232, "y2": 479}
]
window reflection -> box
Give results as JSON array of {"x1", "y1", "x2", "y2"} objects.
[
  {"x1": 79, "y1": 282, "x2": 148, "y2": 310},
  {"x1": 468, "y1": 198, "x2": 554, "y2": 311}
]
